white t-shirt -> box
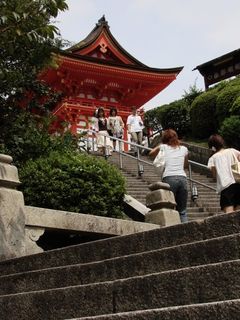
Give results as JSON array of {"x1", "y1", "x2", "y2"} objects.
[
  {"x1": 162, "y1": 145, "x2": 188, "y2": 178},
  {"x1": 208, "y1": 148, "x2": 240, "y2": 193},
  {"x1": 127, "y1": 114, "x2": 144, "y2": 132}
]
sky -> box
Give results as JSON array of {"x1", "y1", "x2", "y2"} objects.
[{"x1": 56, "y1": 0, "x2": 240, "y2": 110}]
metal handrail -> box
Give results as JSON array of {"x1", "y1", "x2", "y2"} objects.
[{"x1": 80, "y1": 130, "x2": 217, "y2": 194}]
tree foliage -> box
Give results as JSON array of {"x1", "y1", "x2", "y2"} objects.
[
  {"x1": 0, "y1": 110, "x2": 77, "y2": 167},
  {"x1": 182, "y1": 83, "x2": 202, "y2": 107},
  {"x1": 0, "y1": 0, "x2": 68, "y2": 107},
  {"x1": 0, "y1": 0, "x2": 69, "y2": 164}
]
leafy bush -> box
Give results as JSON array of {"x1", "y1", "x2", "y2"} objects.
[
  {"x1": 219, "y1": 116, "x2": 240, "y2": 150},
  {"x1": 215, "y1": 85, "x2": 240, "y2": 126},
  {"x1": 190, "y1": 89, "x2": 217, "y2": 139},
  {"x1": 182, "y1": 84, "x2": 202, "y2": 107},
  {"x1": 0, "y1": 110, "x2": 77, "y2": 167},
  {"x1": 159, "y1": 100, "x2": 191, "y2": 138},
  {"x1": 19, "y1": 151, "x2": 126, "y2": 218},
  {"x1": 230, "y1": 96, "x2": 240, "y2": 115},
  {"x1": 145, "y1": 100, "x2": 191, "y2": 138}
]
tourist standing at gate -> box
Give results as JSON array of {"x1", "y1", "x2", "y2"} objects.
[
  {"x1": 127, "y1": 106, "x2": 144, "y2": 155},
  {"x1": 95, "y1": 108, "x2": 113, "y2": 156},
  {"x1": 107, "y1": 108, "x2": 124, "y2": 151},
  {"x1": 149, "y1": 129, "x2": 189, "y2": 223},
  {"x1": 208, "y1": 134, "x2": 240, "y2": 213}
]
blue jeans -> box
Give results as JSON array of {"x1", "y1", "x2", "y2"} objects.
[{"x1": 162, "y1": 176, "x2": 188, "y2": 223}]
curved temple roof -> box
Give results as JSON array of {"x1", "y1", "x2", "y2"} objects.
[{"x1": 65, "y1": 15, "x2": 183, "y2": 74}]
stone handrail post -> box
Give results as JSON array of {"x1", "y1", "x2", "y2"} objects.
[
  {"x1": 0, "y1": 154, "x2": 26, "y2": 260},
  {"x1": 145, "y1": 182, "x2": 181, "y2": 226}
]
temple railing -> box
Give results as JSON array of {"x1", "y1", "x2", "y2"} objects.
[{"x1": 79, "y1": 130, "x2": 217, "y2": 201}]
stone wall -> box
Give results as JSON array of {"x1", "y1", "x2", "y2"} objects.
[{"x1": 182, "y1": 142, "x2": 212, "y2": 165}]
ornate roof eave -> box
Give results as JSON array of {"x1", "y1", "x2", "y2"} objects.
[
  {"x1": 56, "y1": 51, "x2": 184, "y2": 77},
  {"x1": 194, "y1": 48, "x2": 240, "y2": 72},
  {"x1": 66, "y1": 16, "x2": 148, "y2": 67}
]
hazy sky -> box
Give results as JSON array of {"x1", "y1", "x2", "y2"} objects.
[{"x1": 56, "y1": 0, "x2": 240, "y2": 110}]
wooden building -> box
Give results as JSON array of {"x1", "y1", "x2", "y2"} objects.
[
  {"x1": 194, "y1": 48, "x2": 240, "y2": 89},
  {"x1": 41, "y1": 16, "x2": 183, "y2": 136}
]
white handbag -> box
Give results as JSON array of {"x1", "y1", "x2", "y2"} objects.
[
  {"x1": 232, "y1": 151, "x2": 240, "y2": 183},
  {"x1": 153, "y1": 144, "x2": 165, "y2": 178}
]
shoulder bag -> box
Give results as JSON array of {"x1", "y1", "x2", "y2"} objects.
[
  {"x1": 232, "y1": 151, "x2": 240, "y2": 183},
  {"x1": 153, "y1": 144, "x2": 165, "y2": 178}
]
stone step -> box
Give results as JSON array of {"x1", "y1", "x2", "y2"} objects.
[
  {"x1": 69, "y1": 300, "x2": 240, "y2": 320},
  {"x1": 0, "y1": 233, "x2": 239, "y2": 296},
  {"x1": 0, "y1": 211, "x2": 239, "y2": 276},
  {"x1": 0, "y1": 259, "x2": 240, "y2": 319}
]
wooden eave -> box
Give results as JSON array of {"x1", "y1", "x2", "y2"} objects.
[
  {"x1": 57, "y1": 51, "x2": 183, "y2": 77},
  {"x1": 42, "y1": 53, "x2": 181, "y2": 108},
  {"x1": 194, "y1": 48, "x2": 240, "y2": 74}
]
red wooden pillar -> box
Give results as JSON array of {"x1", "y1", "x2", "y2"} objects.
[{"x1": 123, "y1": 127, "x2": 129, "y2": 152}]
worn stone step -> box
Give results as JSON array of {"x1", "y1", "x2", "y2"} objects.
[
  {"x1": 69, "y1": 300, "x2": 240, "y2": 320},
  {"x1": 0, "y1": 260, "x2": 240, "y2": 319},
  {"x1": 0, "y1": 233, "x2": 240, "y2": 296},
  {"x1": 0, "y1": 211, "x2": 240, "y2": 276}
]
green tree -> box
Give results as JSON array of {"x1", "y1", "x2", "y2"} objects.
[
  {"x1": 0, "y1": 0, "x2": 69, "y2": 161},
  {"x1": 182, "y1": 83, "x2": 202, "y2": 107},
  {"x1": 0, "y1": 110, "x2": 78, "y2": 167},
  {"x1": 0, "y1": 0, "x2": 68, "y2": 104}
]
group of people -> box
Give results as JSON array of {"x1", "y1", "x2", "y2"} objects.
[
  {"x1": 150, "y1": 130, "x2": 240, "y2": 223},
  {"x1": 93, "y1": 106, "x2": 145, "y2": 156},
  {"x1": 93, "y1": 107, "x2": 125, "y2": 156},
  {"x1": 93, "y1": 105, "x2": 240, "y2": 223}
]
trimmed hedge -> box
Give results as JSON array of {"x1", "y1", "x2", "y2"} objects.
[
  {"x1": 230, "y1": 96, "x2": 240, "y2": 115},
  {"x1": 19, "y1": 151, "x2": 126, "y2": 219},
  {"x1": 215, "y1": 85, "x2": 240, "y2": 126},
  {"x1": 145, "y1": 100, "x2": 190, "y2": 138},
  {"x1": 220, "y1": 116, "x2": 240, "y2": 150},
  {"x1": 158, "y1": 100, "x2": 190, "y2": 138},
  {"x1": 190, "y1": 89, "x2": 217, "y2": 139}
]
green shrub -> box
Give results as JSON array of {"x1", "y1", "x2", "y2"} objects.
[
  {"x1": 230, "y1": 96, "x2": 240, "y2": 115},
  {"x1": 159, "y1": 100, "x2": 191, "y2": 138},
  {"x1": 226, "y1": 75, "x2": 240, "y2": 87},
  {"x1": 215, "y1": 85, "x2": 240, "y2": 126},
  {"x1": 145, "y1": 100, "x2": 191, "y2": 138},
  {"x1": 19, "y1": 151, "x2": 126, "y2": 218},
  {"x1": 219, "y1": 116, "x2": 240, "y2": 150},
  {"x1": 190, "y1": 90, "x2": 217, "y2": 139},
  {"x1": 182, "y1": 84, "x2": 202, "y2": 107},
  {"x1": 0, "y1": 110, "x2": 77, "y2": 167}
]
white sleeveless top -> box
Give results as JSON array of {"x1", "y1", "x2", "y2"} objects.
[{"x1": 162, "y1": 145, "x2": 188, "y2": 178}]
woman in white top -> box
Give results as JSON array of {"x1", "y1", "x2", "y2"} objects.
[
  {"x1": 94, "y1": 108, "x2": 113, "y2": 156},
  {"x1": 107, "y1": 108, "x2": 124, "y2": 151},
  {"x1": 207, "y1": 134, "x2": 240, "y2": 213},
  {"x1": 150, "y1": 129, "x2": 189, "y2": 223}
]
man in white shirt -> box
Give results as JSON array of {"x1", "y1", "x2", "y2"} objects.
[{"x1": 127, "y1": 106, "x2": 144, "y2": 154}]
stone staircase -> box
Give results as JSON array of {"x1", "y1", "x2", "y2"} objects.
[
  {"x1": 0, "y1": 211, "x2": 240, "y2": 319},
  {"x1": 108, "y1": 153, "x2": 222, "y2": 221}
]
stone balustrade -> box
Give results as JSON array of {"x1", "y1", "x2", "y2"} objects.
[{"x1": 0, "y1": 153, "x2": 161, "y2": 261}]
